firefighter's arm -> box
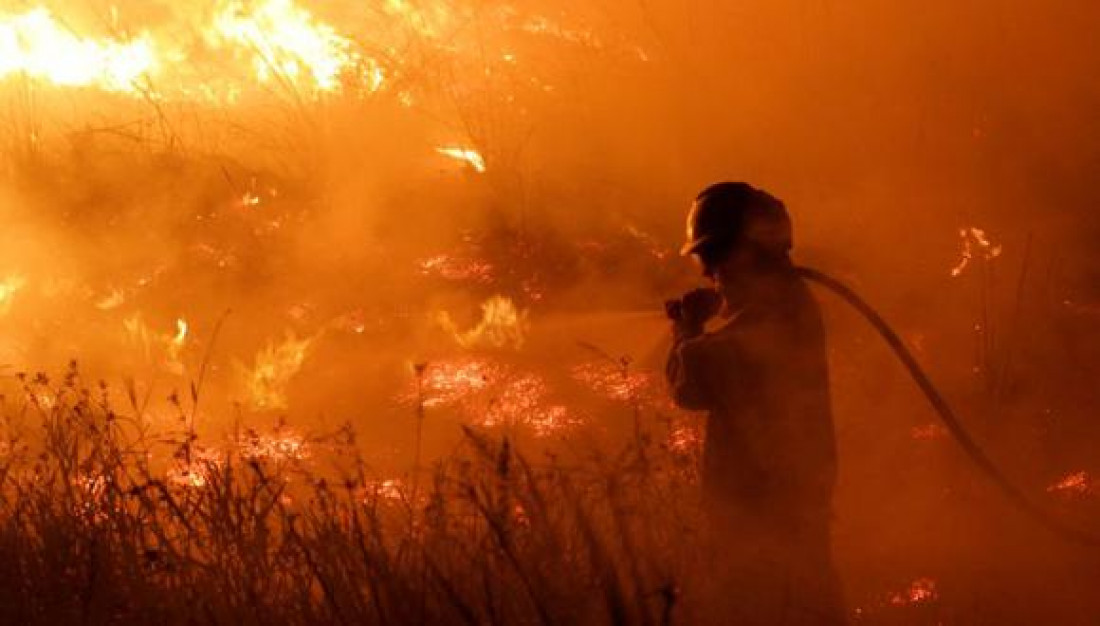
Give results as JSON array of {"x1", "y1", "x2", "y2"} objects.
[
  {"x1": 666, "y1": 335, "x2": 713, "y2": 410},
  {"x1": 665, "y1": 288, "x2": 722, "y2": 410}
]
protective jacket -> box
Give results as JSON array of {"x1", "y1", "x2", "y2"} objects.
[{"x1": 666, "y1": 271, "x2": 844, "y2": 625}]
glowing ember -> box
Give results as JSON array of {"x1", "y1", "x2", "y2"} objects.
[
  {"x1": 478, "y1": 373, "x2": 578, "y2": 436},
  {"x1": 667, "y1": 422, "x2": 703, "y2": 454},
  {"x1": 571, "y1": 361, "x2": 654, "y2": 402},
  {"x1": 361, "y1": 478, "x2": 406, "y2": 502},
  {"x1": 413, "y1": 357, "x2": 501, "y2": 408},
  {"x1": 437, "y1": 296, "x2": 529, "y2": 350},
  {"x1": 241, "y1": 332, "x2": 314, "y2": 410},
  {"x1": 889, "y1": 577, "x2": 938, "y2": 606},
  {"x1": 238, "y1": 429, "x2": 310, "y2": 462},
  {"x1": 436, "y1": 146, "x2": 487, "y2": 173},
  {"x1": 418, "y1": 254, "x2": 496, "y2": 283},
  {"x1": 168, "y1": 447, "x2": 225, "y2": 489},
  {"x1": 0, "y1": 8, "x2": 156, "y2": 93},
  {"x1": 1047, "y1": 471, "x2": 1093, "y2": 497},
  {"x1": 951, "y1": 227, "x2": 1003, "y2": 277}
]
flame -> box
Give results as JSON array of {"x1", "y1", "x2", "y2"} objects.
[
  {"x1": 122, "y1": 314, "x2": 189, "y2": 374},
  {"x1": 95, "y1": 287, "x2": 127, "y2": 311},
  {"x1": 241, "y1": 332, "x2": 314, "y2": 410},
  {"x1": 436, "y1": 146, "x2": 487, "y2": 173},
  {"x1": 209, "y1": 0, "x2": 377, "y2": 95},
  {"x1": 165, "y1": 318, "x2": 189, "y2": 374},
  {"x1": 0, "y1": 0, "x2": 382, "y2": 99},
  {"x1": 437, "y1": 296, "x2": 528, "y2": 350},
  {"x1": 0, "y1": 8, "x2": 156, "y2": 94},
  {"x1": 0, "y1": 275, "x2": 26, "y2": 315}
]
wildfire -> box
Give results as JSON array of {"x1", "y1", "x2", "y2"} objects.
[
  {"x1": 436, "y1": 146, "x2": 487, "y2": 173},
  {"x1": 951, "y1": 226, "x2": 1003, "y2": 277},
  {"x1": 209, "y1": 0, "x2": 379, "y2": 96},
  {"x1": 0, "y1": 8, "x2": 156, "y2": 93},
  {"x1": 437, "y1": 296, "x2": 529, "y2": 350},
  {"x1": 0, "y1": 0, "x2": 383, "y2": 99},
  {"x1": 241, "y1": 332, "x2": 314, "y2": 411}
]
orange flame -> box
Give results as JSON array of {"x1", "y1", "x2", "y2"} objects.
[
  {"x1": 240, "y1": 332, "x2": 314, "y2": 410},
  {"x1": 437, "y1": 296, "x2": 528, "y2": 350}
]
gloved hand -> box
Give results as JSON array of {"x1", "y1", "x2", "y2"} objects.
[{"x1": 666, "y1": 287, "x2": 722, "y2": 335}]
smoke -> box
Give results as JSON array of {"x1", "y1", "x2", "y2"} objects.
[{"x1": 0, "y1": 0, "x2": 1098, "y2": 619}]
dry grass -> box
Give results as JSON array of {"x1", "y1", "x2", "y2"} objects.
[{"x1": 0, "y1": 363, "x2": 703, "y2": 625}]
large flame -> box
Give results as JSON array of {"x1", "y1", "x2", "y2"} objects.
[
  {"x1": 209, "y1": 0, "x2": 379, "y2": 96},
  {"x1": 0, "y1": 8, "x2": 156, "y2": 94}
]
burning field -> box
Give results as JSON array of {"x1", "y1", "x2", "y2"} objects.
[{"x1": 0, "y1": 0, "x2": 1099, "y2": 624}]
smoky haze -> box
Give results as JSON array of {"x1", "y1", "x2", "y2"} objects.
[{"x1": 0, "y1": 0, "x2": 1098, "y2": 622}]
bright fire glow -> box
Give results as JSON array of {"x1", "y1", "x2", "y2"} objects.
[
  {"x1": 241, "y1": 332, "x2": 314, "y2": 410},
  {"x1": 210, "y1": 0, "x2": 375, "y2": 95},
  {"x1": 238, "y1": 429, "x2": 310, "y2": 461},
  {"x1": 951, "y1": 226, "x2": 1003, "y2": 277},
  {"x1": 0, "y1": 8, "x2": 156, "y2": 94},
  {"x1": 1047, "y1": 471, "x2": 1093, "y2": 497},
  {"x1": 436, "y1": 146, "x2": 487, "y2": 173},
  {"x1": 571, "y1": 361, "x2": 653, "y2": 402},
  {"x1": 0, "y1": 275, "x2": 26, "y2": 315},
  {"x1": 477, "y1": 373, "x2": 577, "y2": 436},
  {"x1": 413, "y1": 357, "x2": 500, "y2": 408},
  {"x1": 438, "y1": 296, "x2": 528, "y2": 350},
  {"x1": 419, "y1": 254, "x2": 496, "y2": 283},
  {"x1": 168, "y1": 447, "x2": 225, "y2": 489},
  {"x1": 888, "y1": 577, "x2": 938, "y2": 606}
]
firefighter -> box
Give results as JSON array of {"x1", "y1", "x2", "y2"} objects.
[{"x1": 666, "y1": 182, "x2": 845, "y2": 625}]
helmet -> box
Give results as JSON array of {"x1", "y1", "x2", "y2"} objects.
[{"x1": 681, "y1": 182, "x2": 793, "y2": 268}]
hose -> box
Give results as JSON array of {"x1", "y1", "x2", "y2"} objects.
[{"x1": 796, "y1": 266, "x2": 1100, "y2": 549}]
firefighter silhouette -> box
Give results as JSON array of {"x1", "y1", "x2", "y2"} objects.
[{"x1": 667, "y1": 182, "x2": 846, "y2": 625}]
